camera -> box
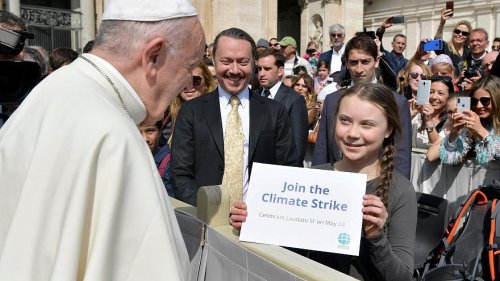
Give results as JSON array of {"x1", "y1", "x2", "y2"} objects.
[
  {"x1": 1, "y1": 26, "x2": 40, "y2": 123},
  {"x1": 306, "y1": 48, "x2": 316, "y2": 55},
  {"x1": 463, "y1": 61, "x2": 482, "y2": 79}
]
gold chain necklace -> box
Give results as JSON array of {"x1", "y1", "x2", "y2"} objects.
[{"x1": 79, "y1": 55, "x2": 131, "y2": 118}]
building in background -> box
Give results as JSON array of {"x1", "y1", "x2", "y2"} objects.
[{"x1": 1, "y1": 0, "x2": 498, "y2": 57}]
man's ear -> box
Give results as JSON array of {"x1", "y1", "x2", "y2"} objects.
[
  {"x1": 278, "y1": 66, "x2": 285, "y2": 77},
  {"x1": 141, "y1": 38, "x2": 165, "y2": 78}
]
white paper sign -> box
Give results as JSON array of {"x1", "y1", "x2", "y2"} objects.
[{"x1": 239, "y1": 163, "x2": 367, "y2": 256}]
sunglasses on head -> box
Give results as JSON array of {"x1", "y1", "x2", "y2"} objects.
[
  {"x1": 431, "y1": 75, "x2": 452, "y2": 83},
  {"x1": 453, "y1": 29, "x2": 470, "y2": 37},
  {"x1": 472, "y1": 97, "x2": 491, "y2": 107},
  {"x1": 409, "y1": 72, "x2": 427, "y2": 80},
  {"x1": 192, "y1": 75, "x2": 203, "y2": 87},
  {"x1": 269, "y1": 43, "x2": 280, "y2": 47}
]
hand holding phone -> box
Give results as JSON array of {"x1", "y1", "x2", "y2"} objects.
[
  {"x1": 391, "y1": 16, "x2": 405, "y2": 24},
  {"x1": 457, "y1": 97, "x2": 470, "y2": 112},
  {"x1": 416, "y1": 80, "x2": 431, "y2": 105},
  {"x1": 446, "y1": 1, "x2": 454, "y2": 17},
  {"x1": 421, "y1": 39, "x2": 444, "y2": 52}
]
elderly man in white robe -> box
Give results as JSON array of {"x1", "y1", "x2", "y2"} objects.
[{"x1": 0, "y1": 0, "x2": 205, "y2": 280}]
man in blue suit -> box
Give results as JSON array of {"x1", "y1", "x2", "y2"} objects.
[{"x1": 312, "y1": 34, "x2": 411, "y2": 179}]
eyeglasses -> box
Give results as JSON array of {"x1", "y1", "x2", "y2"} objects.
[
  {"x1": 409, "y1": 72, "x2": 427, "y2": 80},
  {"x1": 192, "y1": 75, "x2": 203, "y2": 87},
  {"x1": 453, "y1": 29, "x2": 470, "y2": 37},
  {"x1": 472, "y1": 97, "x2": 492, "y2": 107},
  {"x1": 330, "y1": 33, "x2": 343, "y2": 38},
  {"x1": 269, "y1": 43, "x2": 280, "y2": 47}
]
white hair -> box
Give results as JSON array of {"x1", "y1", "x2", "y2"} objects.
[{"x1": 94, "y1": 17, "x2": 192, "y2": 59}]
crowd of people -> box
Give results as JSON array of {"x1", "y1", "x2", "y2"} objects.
[{"x1": 0, "y1": 1, "x2": 499, "y2": 280}]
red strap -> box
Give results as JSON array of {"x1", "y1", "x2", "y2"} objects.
[
  {"x1": 158, "y1": 153, "x2": 171, "y2": 177},
  {"x1": 446, "y1": 190, "x2": 488, "y2": 245},
  {"x1": 489, "y1": 199, "x2": 498, "y2": 281}
]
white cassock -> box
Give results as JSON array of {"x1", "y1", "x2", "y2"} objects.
[{"x1": 0, "y1": 54, "x2": 190, "y2": 280}]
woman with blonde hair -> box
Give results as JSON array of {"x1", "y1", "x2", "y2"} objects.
[
  {"x1": 434, "y1": 6, "x2": 472, "y2": 72},
  {"x1": 166, "y1": 61, "x2": 216, "y2": 143},
  {"x1": 399, "y1": 60, "x2": 432, "y2": 100}
]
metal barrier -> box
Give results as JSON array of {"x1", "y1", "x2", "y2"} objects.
[{"x1": 171, "y1": 187, "x2": 355, "y2": 281}]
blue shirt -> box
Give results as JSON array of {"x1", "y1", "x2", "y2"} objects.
[{"x1": 154, "y1": 144, "x2": 174, "y2": 197}]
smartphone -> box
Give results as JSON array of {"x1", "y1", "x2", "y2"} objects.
[
  {"x1": 364, "y1": 31, "x2": 376, "y2": 40},
  {"x1": 446, "y1": 1, "x2": 454, "y2": 17},
  {"x1": 457, "y1": 97, "x2": 470, "y2": 112},
  {"x1": 391, "y1": 16, "x2": 405, "y2": 24},
  {"x1": 416, "y1": 80, "x2": 431, "y2": 105},
  {"x1": 421, "y1": 39, "x2": 444, "y2": 52}
]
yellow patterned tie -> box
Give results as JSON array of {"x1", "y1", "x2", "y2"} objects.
[{"x1": 221, "y1": 95, "x2": 244, "y2": 206}]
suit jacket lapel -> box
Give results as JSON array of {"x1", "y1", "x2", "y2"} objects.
[
  {"x1": 202, "y1": 90, "x2": 224, "y2": 158},
  {"x1": 248, "y1": 92, "x2": 266, "y2": 161},
  {"x1": 273, "y1": 84, "x2": 287, "y2": 103}
]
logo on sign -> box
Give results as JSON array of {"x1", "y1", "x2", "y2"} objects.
[{"x1": 338, "y1": 233, "x2": 351, "y2": 247}]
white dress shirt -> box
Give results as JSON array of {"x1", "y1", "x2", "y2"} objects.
[
  {"x1": 330, "y1": 44, "x2": 346, "y2": 74},
  {"x1": 262, "y1": 81, "x2": 282, "y2": 99}
]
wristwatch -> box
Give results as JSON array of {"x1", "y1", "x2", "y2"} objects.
[{"x1": 425, "y1": 124, "x2": 436, "y2": 133}]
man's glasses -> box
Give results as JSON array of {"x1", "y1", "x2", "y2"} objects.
[
  {"x1": 193, "y1": 75, "x2": 203, "y2": 87},
  {"x1": 330, "y1": 33, "x2": 343, "y2": 38},
  {"x1": 472, "y1": 97, "x2": 491, "y2": 107},
  {"x1": 453, "y1": 29, "x2": 470, "y2": 37},
  {"x1": 269, "y1": 43, "x2": 280, "y2": 47},
  {"x1": 409, "y1": 72, "x2": 427, "y2": 80}
]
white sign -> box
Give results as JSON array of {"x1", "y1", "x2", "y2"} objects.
[{"x1": 239, "y1": 163, "x2": 366, "y2": 256}]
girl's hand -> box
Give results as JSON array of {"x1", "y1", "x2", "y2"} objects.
[
  {"x1": 362, "y1": 194, "x2": 388, "y2": 239},
  {"x1": 229, "y1": 201, "x2": 247, "y2": 230}
]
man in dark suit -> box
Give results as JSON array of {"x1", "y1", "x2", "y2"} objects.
[
  {"x1": 256, "y1": 48, "x2": 308, "y2": 166},
  {"x1": 312, "y1": 34, "x2": 411, "y2": 179},
  {"x1": 319, "y1": 24, "x2": 346, "y2": 75},
  {"x1": 170, "y1": 28, "x2": 297, "y2": 206}
]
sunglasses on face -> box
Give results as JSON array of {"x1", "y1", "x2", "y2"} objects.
[
  {"x1": 472, "y1": 97, "x2": 491, "y2": 107},
  {"x1": 409, "y1": 72, "x2": 427, "y2": 80},
  {"x1": 330, "y1": 33, "x2": 343, "y2": 38},
  {"x1": 269, "y1": 43, "x2": 280, "y2": 47},
  {"x1": 294, "y1": 83, "x2": 308, "y2": 89},
  {"x1": 330, "y1": 33, "x2": 344, "y2": 38},
  {"x1": 453, "y1": 29, "x2": 470, "y2": 37},
  {"x1": 192, "y1": 75, "x2": 203, "y2": 87}
]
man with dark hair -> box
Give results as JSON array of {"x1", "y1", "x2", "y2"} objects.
[
  {"x1": 376, "y1": 17, "x2": 408, "y2": 75},
  {"x1": 171, "y1": 27, "x2": 297, "y2": 206},
  {"x1": 312, "y1": 34, "x2": 411, "y2": 179},
  {"x1": 257, "y1": 48, "x2": 308, "y2": 165},
  {"x1": 493, "y1": 37, "x2": 500, "y2": 52},
  {"x1": 48, "y1": 47, "x2": 78, "y2": 72},
  {"x1": 0, "y1": 10, "x2": 27, "y2": 60}
]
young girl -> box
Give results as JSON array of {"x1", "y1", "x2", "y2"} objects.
[
  {"x1": 230, "y1": 83, "x2": 417, "y2": 280},
  {"x1": 314, "y1": 59, "x2": 331, "y2": 94},
  {"x1": 440, "y1": 75, "x2": 500, "y2": 164}
]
